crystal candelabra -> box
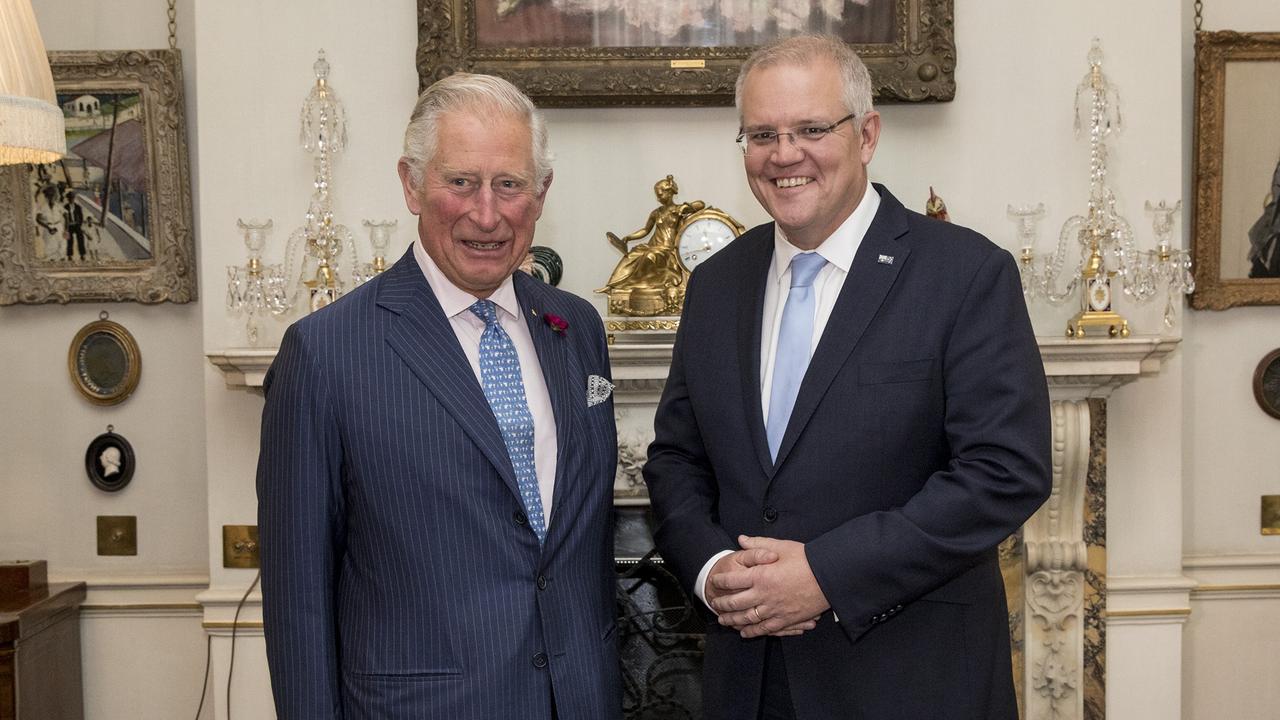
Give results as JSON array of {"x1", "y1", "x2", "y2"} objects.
[
  {"x1": 225, "y1": 51, "x2": 398, "y2": 344},
  {"x1": 354, "y1": 219, "x2": 397, "y2": 285},
  {"x1": 1012, "y1": 39, "x2": 1194, "y2": 338},
  {"x1": 281, "y1": 49, "x2": 358, "y2": 313},
  {"x1": 226, "y1": 219, "x2": 287, "y2": 346}
]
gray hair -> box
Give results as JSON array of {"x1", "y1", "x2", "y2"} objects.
[
  {"x1": 734, "y1": 35, "x2": 874, "y2": 121},
  {"x1": 402, "y1": 73, "x2": 553, "y2": 190}
]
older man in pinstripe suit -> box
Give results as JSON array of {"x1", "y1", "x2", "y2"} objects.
[{"x1": 257, "y1": 73, "x2": 622, "y2": 720}]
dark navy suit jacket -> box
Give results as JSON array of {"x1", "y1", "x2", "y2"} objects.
[
  {"x1": 258, "y1": 249, "x2": 622, "y2": 720},
  {"x1": 645, "y1": 185, "x2": 1051, "y2": 720}
]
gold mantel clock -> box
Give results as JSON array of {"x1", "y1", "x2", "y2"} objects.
[
  {"x1": 1066, "y1": 228, "x2": 1130, "y2": 339},
  {"x1": 597, "y1": 175, "x2": 744, "y2": 324}
]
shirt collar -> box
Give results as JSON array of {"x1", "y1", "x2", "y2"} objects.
[
  {"x1": 771, "y1": 183, "x2": 881, "y2": 281},
  {"x1": 413, "y1": 239, "x2": 521, "y2": 321}
]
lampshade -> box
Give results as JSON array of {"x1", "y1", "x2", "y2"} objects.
[{"x1": 0, "y1": 0, "x2": 65, "y2": 165}]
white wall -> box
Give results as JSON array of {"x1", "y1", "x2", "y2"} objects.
[
  {"x1": 0, "y1": 1, "x2": 210, "y2": 718},
  {"x1": 1181, "y1": 2, "x2": 1280, "y2": 717}
]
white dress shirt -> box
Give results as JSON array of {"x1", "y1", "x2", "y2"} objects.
[
  {"x1": 413, "y1": 240, "x2": 558, "y2": 519},
  {"x1": 694, "y1": 185, "x2": 882, "y2": 610}
]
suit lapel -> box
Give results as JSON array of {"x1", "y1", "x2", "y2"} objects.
[
  {"x1": 513, "y1": 272, "x2": 579, "y2": 536},
  {"x1": 734, "y1": 227, "x2": 778, "y2": 481},
  {"x1": 378, "y1": 250, "x2": 520, "y2": 498},
  {"x1": 772, "y1": 186, "x2": 911, "y2": 471}
]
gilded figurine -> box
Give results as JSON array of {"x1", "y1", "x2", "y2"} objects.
[{"x1": 598, "y1": 175, "x2": 704, "y2": 316}]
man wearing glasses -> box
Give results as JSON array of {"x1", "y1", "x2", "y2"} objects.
[{"x1": 645, "y1": 35, "x2": 1051, "y2": 720}]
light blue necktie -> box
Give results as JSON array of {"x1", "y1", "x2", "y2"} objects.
[
  {"x1": 766, "y1": 252, "x2": 828, "y2": 461},
  {"x1": 470, "y1": 299, "x2": 546, "y2": 544}
]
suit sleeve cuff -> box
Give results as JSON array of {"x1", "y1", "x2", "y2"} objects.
[{"x1": 694, "y1": 550, "x2": 735, "y2": 613}]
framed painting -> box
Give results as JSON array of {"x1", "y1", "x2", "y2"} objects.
[
  {"x1": 416, "y1": 0, "x2": 955, "y2": 107},
  {"x1": 1191, "y1": 31, "x2": 1280, "y2": 309},
  {"x1": 0, "y1": 50, "x2": 196, "y2": 305}
]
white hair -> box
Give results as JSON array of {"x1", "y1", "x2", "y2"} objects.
[
  {"x1": 402, "y1": 73, "x2": 553, "y2": 189},
  {"x1": 734, "y1": 34, "x2": 874, "y2": 122}
]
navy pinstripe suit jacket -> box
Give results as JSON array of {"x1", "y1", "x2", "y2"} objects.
[{"x1": 257, "y1": 248, "x2": 622, "y2": 720}]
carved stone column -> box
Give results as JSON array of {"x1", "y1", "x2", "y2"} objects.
[{"x1": 1023, "y1": 396, "x2": 1092, "y2": 720}]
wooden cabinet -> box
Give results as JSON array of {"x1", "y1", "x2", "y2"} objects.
[{"x1": 0, "y1": 569, "x2": 85, "y2": 720}]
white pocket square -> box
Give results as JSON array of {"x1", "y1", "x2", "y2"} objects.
[{"x1": 587, "y1": 374, "x2": 614, "y2": 407}]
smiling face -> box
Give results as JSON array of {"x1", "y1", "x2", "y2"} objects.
[
  {"x1": 398, "y1": 109, "x2": 550, "y2": 298},
  {"x1": 739, "y1": 57, "x2": 880, "y2": 250}
]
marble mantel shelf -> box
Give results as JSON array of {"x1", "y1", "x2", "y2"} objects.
[{"x1": 208, "y1": 335, "x2": 1180, "y2": 394}]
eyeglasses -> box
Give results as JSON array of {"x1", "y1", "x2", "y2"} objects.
[{"x1": 735, "y1": 113, "x2": 858, "y2": 155}]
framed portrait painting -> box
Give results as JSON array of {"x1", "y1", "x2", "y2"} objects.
[
  {"x1": 0, "y1": 50, "x2": 196, "y2": 305},
  {"x1": 1191, "y1": 31, "x2": 1280, "y2": 309},
  {"x1": 85, "y1": 427, "x2": 136, "y2": 493},
  {"x1": 416, "y1": 0, "x2": 955, "y2": 106}
]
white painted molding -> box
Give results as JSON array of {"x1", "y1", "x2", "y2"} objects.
[
  {"x1": 50, "y1": 572, "x2": 209, "y2": 609},
  {"x1": 208, "y1": 335, "x2": 1182, "y2": 392},
  {"x1": 50, "y1": 572, "x2": 210, "y2": 587},
  {"x1": 206, "y1": 348, "x2": 275, "y2": 388},
  {"x1": 1184, "y1": 553, "x2": 1280, "y2": 600},
  {"x1": 81, "y1": 605, "x2": 203, "y2": 619},
  {"x1": 1106, "y1": 575, "x2": 1196, "y2": 624},
  {"x1": 198, "y1": 585, "x2": 264, "y2": 626},
  {"x1": 1184, "y1": 552, "x2": 1280, "y2": 575},
  {"x1": 205, "y1": 624, "x2": 264, "y2": 638}
]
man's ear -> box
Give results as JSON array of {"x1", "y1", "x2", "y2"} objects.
[
  {"x1": 397, "y1": 158, "x2": 423, "y2": 215},
  {"x1": 531, "y1": 170, "x2": 554, "y2": 221},
  {"x1": 858, "y1": 111, "x2": 882, "y2": 166}
]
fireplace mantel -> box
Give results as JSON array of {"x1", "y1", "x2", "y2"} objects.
[
  {"x1": 208, "y1": 335, "x2": 1177, "y2": 720},
  {"x1": 209, "y1": 336, "x2": 1177, "y2": 394}
]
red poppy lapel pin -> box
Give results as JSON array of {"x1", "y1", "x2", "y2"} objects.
[{"x1": 543, "y1": 312, "x2": 568, "y2": 336}]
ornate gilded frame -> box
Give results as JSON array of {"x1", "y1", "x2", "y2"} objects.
[
  {"x1": 1254, "y1": 347, "x2": 1280, "y2": 421},
  {"x1": 0, "y1": 50, "x2": 196, "y2": 304},
  {"x1": 416, "y1": 0, "x2": 955, "y2": 106},
  {"x1": 1190, "y1": 32, "x2": 1280, "y2": 309},
  {"x1": 68, "y1": 313, "x2": 142, "y2": 406}
]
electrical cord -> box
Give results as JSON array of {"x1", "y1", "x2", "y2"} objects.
[
  {"x1": 189, "y1": 570, "x2": 261, "y2": 720},
  {"x1": 192, "y1": 634, "x2": 211, "y2": 719},
  {"x1": 227, "y1": 570, "x2": 261, "y2": 720}
]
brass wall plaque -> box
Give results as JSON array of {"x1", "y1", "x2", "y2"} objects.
[
  {"x1": 1263, "y1": 496, "x2": 1280, "y2": 535},
  {"x1": 222, "y1": 525, "x2": 260, "y2": 568},
  {"x1": 97, "y1": 516, "x2": 137, "y2": 556}
]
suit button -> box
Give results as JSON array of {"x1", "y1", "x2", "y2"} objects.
[
  {"x1": 532, "y1": 652, "x2": 548, "y2": 668},
  {"x1": 513, "y1": 511, "x2": 528, "y2": 526},
  {"x1": 762, "y1": 506, "x2": 778, "y2": 523},
  {"x1": 537, "y1": 574, "x2": 548, "y2": 590}
]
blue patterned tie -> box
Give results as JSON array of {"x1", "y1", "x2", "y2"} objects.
[
  {"x1": 766, "y1": 252, "x2": 828, "y2": 461},
  {"x1": 470, "y1": 299, "x2": 546, "y2": 544}
]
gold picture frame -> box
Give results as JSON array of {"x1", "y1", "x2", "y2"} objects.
[
  {"x1": 416, "y1": 0, "x2": 955, "y2": 107},
  {"x1": 1190, "y1": 31, "x2": 1280, "y2": 309},
  {"x1": 0, "y1": 50, "x2": 196, "y2": 305},
  {"x1": 68, "y1": 313, "x2": 142, "y2": 406},
  {"x1": 1253, "y1": 347, "x2": 1280, "y2": 421}
]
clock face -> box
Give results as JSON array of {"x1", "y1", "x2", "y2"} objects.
[
  {"x1": 1088, "y1": 277, "x2": 1111, "y2": 312},
  {"x1": 678, "y1": 216, "x2": 738, "y2": 271}
]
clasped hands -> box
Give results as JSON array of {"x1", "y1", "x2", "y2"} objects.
[{"x1": 705, "y1": 535, "x2": 830, "y2": 639}]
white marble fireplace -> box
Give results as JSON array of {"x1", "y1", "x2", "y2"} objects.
[{"x1": 207, "y1": 335, "x2": 1176, "y2": 720}]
